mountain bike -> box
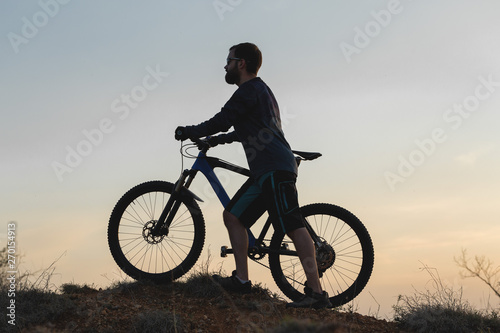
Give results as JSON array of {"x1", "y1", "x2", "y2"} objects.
[{"x1": 107, "y1": 137, "x2": 374, "y2": 307}]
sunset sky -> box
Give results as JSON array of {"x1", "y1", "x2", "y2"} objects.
[{"x1": 2, "y1": 0, "x2": 499, "y2": 317}]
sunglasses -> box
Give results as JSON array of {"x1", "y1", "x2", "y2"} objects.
[{"x1": 226, "y1": 57, "x2": 242, "y2": 65}]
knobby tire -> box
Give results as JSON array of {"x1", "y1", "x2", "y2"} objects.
[
  {"x1": 107, "y1": 181, "x2": 205, "y2": 283},
  {"x1": 269, "y1": 203, "x2": 374, "y2": 307}
]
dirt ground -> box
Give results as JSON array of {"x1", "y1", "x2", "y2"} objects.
[{"x1": 24, "y1": 281, "x2": 412, "y2": 333}]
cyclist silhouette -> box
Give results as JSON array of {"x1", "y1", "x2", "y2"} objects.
[{"x1": 175, "y1": 42, "x2": 331, "y2": 308}]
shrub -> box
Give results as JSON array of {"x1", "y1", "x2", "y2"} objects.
[
  {"x1": 61, "y1": 283, "x2": 96, "y2": 294},
  {"x1": 394, "y1": 264, "x2": 500, "y2": 333},
  {"x1": 181, "y1": 271, "x2": 223, "y2": 299},
  {"x1": 5, "y1": 288, "x2": 75, "y2": 329},
  {"x1": 0, "y1": 247, "x2": 75, "y2": 330}
]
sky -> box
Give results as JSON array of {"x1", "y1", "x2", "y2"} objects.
[{"x1": 1, "y1": 0, "x2": 499, "y2": 318}]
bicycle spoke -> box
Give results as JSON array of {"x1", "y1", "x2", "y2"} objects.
[
  {"x1": 108, "y1": 181, "x2": 205, "y2": 284},
  {"x1": 270, "y1": 204, "x2": 373, "y2": 306},
  {"x1": 114, "y1": 189, "x2": 197, "y2": 275}
]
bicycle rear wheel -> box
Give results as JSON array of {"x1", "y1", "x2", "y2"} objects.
[
  {"x1": 107, "y1": 181, "x2": 205, "y2": 283},
  {"x1": 269, "y1": 203, "x2": 374, "y2": 307}
]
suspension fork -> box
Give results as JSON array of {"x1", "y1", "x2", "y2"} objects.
[{"x1": 151, "y1": 169, "x2": 197, "y2": 236}]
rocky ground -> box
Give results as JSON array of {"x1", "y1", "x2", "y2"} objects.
[{"x1": 19, "y1": 276, "x2": 412, "y2": 333}]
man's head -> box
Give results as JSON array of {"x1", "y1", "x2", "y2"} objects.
[{"x1": 224, "y1": 42, "x2": 262, "y2": 85}]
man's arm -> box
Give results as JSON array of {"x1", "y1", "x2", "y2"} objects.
[
  {"x1": 175, "y1": 109, "x2": 233, "y2": 141},
  {"x1": 175, "y1": 82, "x2": 256, "y2": 141},
  {"x1": 213, "y1": 131, "x2": 239, "y2": 144}
]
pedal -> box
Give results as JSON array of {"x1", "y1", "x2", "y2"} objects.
[{"x1": 220, "y1": 246, "x2": 233, "y2": 258}]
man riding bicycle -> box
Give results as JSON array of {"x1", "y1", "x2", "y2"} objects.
[{"x1": 175, "y1": 42, "x2": 331, "y2": 309}]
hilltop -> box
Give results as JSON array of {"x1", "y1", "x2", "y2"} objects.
[{"x1": 8, "y1": 273, "x2": 405, "y2": 332}]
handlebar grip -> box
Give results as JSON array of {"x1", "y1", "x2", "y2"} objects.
[
  {"x1": 190, "y1": 137, "x2": 202, "y2": 144},
  {"x1": 189, "y1": 137, "x2": 210, "y2": 152}
]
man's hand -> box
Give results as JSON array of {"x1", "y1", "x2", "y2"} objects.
[
  {"x1": 175, "y1": 126, "x2": 189, "y2": 141},
  {"x1": 206, "y1": 135, "x2": 221, "y2": 147},
  {"x1": 194, "y1": 136, "x2": 220, "y2": 150}
]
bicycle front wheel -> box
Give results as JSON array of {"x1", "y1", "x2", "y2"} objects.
[
  {"x1": 269, "y1": 203, "x2": 374, "y2": 307},
  {"x1": 107, "y1": 181, "x2": 205, "y2": 283}
]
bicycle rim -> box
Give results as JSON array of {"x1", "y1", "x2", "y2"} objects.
[
  {"x1": 108, "y1": 181, "x2": 205, "y2": 283},
  {"x1": 269, "y1": 203, "x2": 374, "y2": 307}
]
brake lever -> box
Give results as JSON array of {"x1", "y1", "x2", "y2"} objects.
[{"x1": 190, "y1": 137, "x2": 210, "y2": 152}]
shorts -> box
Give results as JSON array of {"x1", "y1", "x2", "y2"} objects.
[{"x1": 226, "y1": 171, "x2": 305, "y2": 234}]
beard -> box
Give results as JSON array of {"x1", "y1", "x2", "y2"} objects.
[{"x1": 225, "y1": 69, "x2": 239, "y2": 85}]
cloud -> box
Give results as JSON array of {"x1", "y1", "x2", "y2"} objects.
[
  {"x1": 383, "y1": 225, "x2": 500, "y2": 254},
  {"x1": 455, "y1": 144, "x2": 495, "y2": 166}
]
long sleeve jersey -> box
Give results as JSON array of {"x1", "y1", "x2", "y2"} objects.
[{"x1": 185, "y1": 77, "x2": 297, "y2": 179}]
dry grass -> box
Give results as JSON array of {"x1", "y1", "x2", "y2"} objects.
[
  {"x1": 393, "y1": 263, "x2": 500, "y2": 333},
  {"x1": 0, "y1": 249, "x2": 74, "y2": 330}
]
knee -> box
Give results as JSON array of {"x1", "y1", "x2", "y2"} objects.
[{"x1": 223, "y1": 210, "x2": 238, "y2": 228}]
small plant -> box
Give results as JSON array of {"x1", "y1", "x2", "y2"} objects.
[
  {"x1": 181, "y1": 270, "x2": 223, "y2": 298},
  {"x1": 177, "y1": 250, "x2": 228, "y2": 299},
  {"x1": 8, "y1": 288, "x2": 75, "y2": 329},
  {"x1": 0, "y1": 247, "x2": 75, "y2": 330},
  {"x1": 394, "y1": 263, "x2": 500, "y2": 333},
  {"x1": 60, "y1": 282, "x2": 96, "y2": 294}
]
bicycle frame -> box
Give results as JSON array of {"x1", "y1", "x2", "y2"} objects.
[
  {"x1": 191, "y1": 151, "x2": 251, "y2": 206},
  {"x1": 151, "y1": 147, "x2": 257, "y2": 242},
  {"x1": 153, "y1": 143, "x2": 321, "y2": 256}
]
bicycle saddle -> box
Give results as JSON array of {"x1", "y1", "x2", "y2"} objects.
[{"x1": 292, "y1": 150, "x2": 322, "y2": 161}]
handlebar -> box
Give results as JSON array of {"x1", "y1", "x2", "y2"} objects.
[
  {"x1": 184, "y1": 136, "x2": 322, "y2": 162},
  {"x1": 188, "y1": 137, "x2": 210, "y2": 153}
]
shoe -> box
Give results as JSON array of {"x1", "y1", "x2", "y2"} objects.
[
  {"x1": 303, "y1": 280, "x2": 313, "y2": 296},
  {"x1": 286, "y1": 290, "x2": 332, "y2": 309},
  {"x1": 212, "y1": 270, "x2": 252, "y2": 294}
]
